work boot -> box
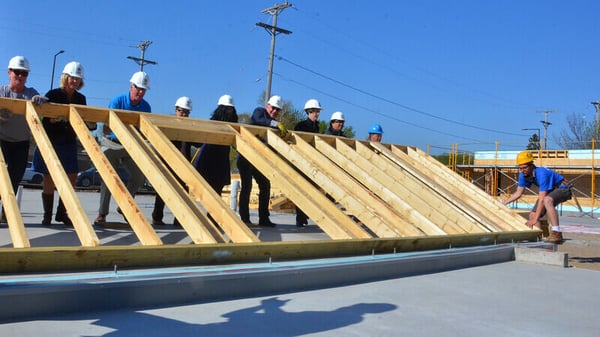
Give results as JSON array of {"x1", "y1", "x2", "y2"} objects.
[
  {"x1": 55, "y1": 198, "x2": 73, "y2": 227},
  {"x1": 545, "y1": 230, "x2": 564, "y2": 244},
  {"x1": 41, "y1": 193, "x2": 54, "y2": 226}
]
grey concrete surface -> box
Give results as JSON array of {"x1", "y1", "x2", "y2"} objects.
[
  {"x1": 1, "y1": 261, "x2": 599, "y2": 337},
  {"x1": 1, "y1": 187, "x2": 599, "y2": 336}
]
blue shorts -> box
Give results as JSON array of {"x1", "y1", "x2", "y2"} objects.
[{"x1": 32, "y1": 143, "x2": 79, "y2": 174}]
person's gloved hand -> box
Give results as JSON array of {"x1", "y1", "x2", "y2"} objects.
[
  {"x1": 277, "y1": 122, "x2": 288, "y2": 137},
  {"x1": 32, "y1": 95, "x2": 49, "y2": 105}
]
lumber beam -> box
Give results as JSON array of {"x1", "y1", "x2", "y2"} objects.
[
  {"x1": 108, "y1": 111, "x2": 225, "y2": 244},
  {"x1": 402, "y1": 146, "x2": 528, "y2": 230},
  {"x1": 282, "y1": 133, "x2": 421, "y2": 237},
  {"x1": 26, "y1": 103, "x2": 100, "y2": 247},
  {"x1": 334, "y1": 139, "x2": 474, "y2": 234},
  {"x1": 0, "y1": 231, "x2": 540, "y2": 273},
  {"x1": 313, "y1": 136, "x2": 446, "y2": 236},
  {"x1": 371, "y1": 142, "x2": 506, "y2": 232},
  {"x1": 139, "y1": 115, "x2": 259, "y2": 243},
  {"x1": 0, "y1": 148, "x2": 29, "y2": 248},
  {"x1": 237, "y1": 126, "x2": 372, "y2": 239}
]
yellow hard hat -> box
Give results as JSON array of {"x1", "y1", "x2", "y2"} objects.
[{"x1": 516, "y1": 151, "x2": 534, "y2": 165}]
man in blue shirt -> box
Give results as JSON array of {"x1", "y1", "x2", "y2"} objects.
[
  {"x1": 503, "y1": 151, "x2": 572, "y2": 243},
  {"x1": 94, "y1": 71, "x2": 151, "y2": 225}
]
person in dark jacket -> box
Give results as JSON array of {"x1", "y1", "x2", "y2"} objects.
[
  {"x1": 237, "y1": 95, "x2": 286, "y2": 227},
  {"x1": 293, "y1": 98, "x2": 323, "y2": 226},
  {"x1": 325, "y1": 111, "x2": 345, "y2": 136},
  {"x1": 152, "y1": 96, "x2": 194, "y2": 226},
  {"x1": 33, "y1": 61, "x2": 95, "y2": 226},
  {"x1": 193, "y1": 94, "x2": 238, "y2": 195}
]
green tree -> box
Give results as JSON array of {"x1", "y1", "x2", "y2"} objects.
[{"x1": 526, "y1": 133, "x2": 540, "y2": 150}]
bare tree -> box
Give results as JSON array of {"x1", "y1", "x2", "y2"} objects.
[{"x1": 556, "y1": 112, "x2": 594, "y2": 149}]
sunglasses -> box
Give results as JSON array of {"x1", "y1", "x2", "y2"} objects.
[
  {"x1": 132, "y1": 84, "x2": 146, "y2": 92},
  {"x1": 11, "y1": 69, "x2": 29, "y2": 77},
  {"x1": 176, "y1": 107, "x2": 190, "y2": 115},
  {"x1": 332, "y1": 120, "x2": 344, "y2": 124}
]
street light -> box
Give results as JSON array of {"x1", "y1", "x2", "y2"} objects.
[
  {"x1": 522, "y1": 128, "x2": 541, "y2": 149},
  {"x1": 50, "y1": 50, "x2": 65, "y2": 90}
]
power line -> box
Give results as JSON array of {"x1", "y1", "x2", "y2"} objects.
[
  {"x1": 276, "y1": 55, "x2": 525, "y2": 137},
  {"x1": 274, "y1": 72, "x2": 488, "y2": 142}
]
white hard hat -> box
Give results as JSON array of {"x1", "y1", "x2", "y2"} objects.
[
  {"x1": 62, "y1": 61, "x2": 84, "y2": 78},
  {"x1": 330, "y1": 111, "x2": 345, "y2": 121},
  {"x1": 130, "y1": 71, "x2": 150, "y2": 90},
  {"x1": 217, "y1": 94, "x2": 235, "y2": 107},
  {"x1": 304, "y1": 99, "x2": 323, "y2": 111},
  {"x1": 267, "y1": 95, "x2": 282, "y2": 109},
  {"x1": 175, "y1": 96, "x2": 192, "y2": 111},
  {"x1": 8, "y1": 56, "x2": 30, "y2": 71}
]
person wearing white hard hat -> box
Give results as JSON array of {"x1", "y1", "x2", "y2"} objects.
[
  {"x1": 237, "y1": 95, "x2": 286, "y2": 227},
  {"x1": 152, "y1": 96, "x2": 195, "y2": 226},
  {"x1": 94, "y1": 71, "x2": 151, "y2": 225},
  {"x1": 0, "y1": 56, "x2": 45, "y2": 223},
  {"x1": 31, "y1": 61, "x2": 94, "y2": 226},
  {"x1": 325, "y1": 111, "x2": 345, "y2": 136},
  {"x1": 192, "y1": 95, "x2": 239, "y2": 224},
  {"x1": 295, "y1": 98, "x2": 322, "y2": 133},
  {"x1": 292, "y1": 98, "x2": 324, "y2": 227}
]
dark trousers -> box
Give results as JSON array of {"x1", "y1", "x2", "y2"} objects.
[
  {"x1": 1, "y1": 140, "x2": 29, "y2": 194},
  {"x1": 237, "y1": 155, "x2": 270, "y2": 222}
]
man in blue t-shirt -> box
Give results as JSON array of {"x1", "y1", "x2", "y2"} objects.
[
  {"x1": 503, "y1": 151, "x2": 572, "y2": 244},
  {"x1": 94, "y1": 71, "x2": 151, "y2": 225}
]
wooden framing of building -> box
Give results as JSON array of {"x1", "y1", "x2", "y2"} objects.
[{"x1": 0, "y1": 97, "x2": 538, "y2": 272}]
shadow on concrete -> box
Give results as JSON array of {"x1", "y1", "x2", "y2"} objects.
[{"x1": 72, "y1": 297, "x2": 396, "y2": 337}]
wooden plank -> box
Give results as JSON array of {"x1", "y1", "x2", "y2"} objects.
[
  {"x1": 145, "y1": 114, "x2": 238, "y2": 145},
  {"x1": 108, "y1": 111, "x2": 224, "y2": 244},
  {"x1": 287, "y1": 133, "x2": 424, "y2": 237},
  {"x1": 403, "y1": 146, "x2": 528, "y2": 230},
  {"x1": 72, "y1": 107, "x2": 162, "y2": 245},
  {"x1": 138, "y1": 116, "x2": 257, "y2": 243},
  {"x1": 371, "y1": 142, "x2": 511, "y2": 232},
  {"x1": 361, "y1": 142, "x2": 497, "y2": 233},
  {"x1": 26, "y1": 103, "x2": 100, "y2": 247},
  {"x1": 334, "y1": 139, "x2": 472, "y2": 234},
  {"x1": 238, "y1": 127, "x2": 371, "y2": 239},
  {"x1": 0, "y1": 230, "x2": 540, "y2": 273},
  {"x1": 313, "y1": 137, "x2": 447, "y2": 236},
  {"x1": 0, "y1": 145, "x2": 29, "y2": 248}
]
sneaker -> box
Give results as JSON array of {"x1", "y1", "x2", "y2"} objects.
[{"x1": 545, "y1": 231, "x2": 564, "y2": 244}]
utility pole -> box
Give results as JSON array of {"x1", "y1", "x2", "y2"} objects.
[
  {"x1": 256, "y1": 1, "x2": 293, "y2": 103},
  {"x1": 537, "y1": 110, "x2": 555, "y2": 150},
  {"x1": 127, "y1": 41, "x2": 157, "y2": 71}
]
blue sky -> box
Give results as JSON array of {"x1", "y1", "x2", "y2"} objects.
[{"x1": 3, "y1": 0, "x2": 600, "y2": 154}]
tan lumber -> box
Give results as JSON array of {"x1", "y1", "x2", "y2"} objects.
[
  {"x1": 0, "y1": 230, "x2": 540, "y2": 273},
  {"x1": 139, "y1": 116, "x2": 259, "y2": 243},
  {"x1": 314, "y1": 137, "x2": 447, "y2": 235},
  {"x1": 0, "y1": 145, "x2": 29, "y2": 248},
  {"x1": 335, "y1": 139, "x2": 471, "y2": 234},
  {"x1": 237, "y1": 126, "x2": 371, "y2": 239},
  {"x1": 364, "y1": 141, "x2": 501, "y2": 232},
  {"x1": 404, "y1": 146, "x2": 528, "y2": 230},
  {"x1": 288, "y1": 132, "x2": 424, "y2": 237},
  {"x1": 26, "y1": 103, "x2": 100, "y2": 247},
  {"x1": 373, "y1": 143, "x2": 512, "y2": 232},
  {"x1": 109, "y1": 111, "x2": 225, "y2": 244}
]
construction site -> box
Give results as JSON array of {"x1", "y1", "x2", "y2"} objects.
[{"x1": 0, "y1": 97, "x2": 599, "y2": 335}]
